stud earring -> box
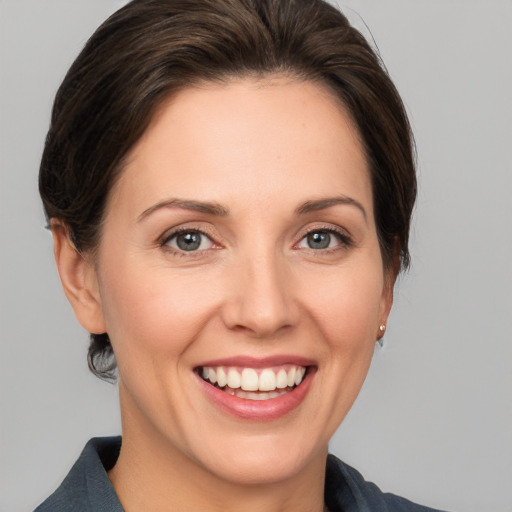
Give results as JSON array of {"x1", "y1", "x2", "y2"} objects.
[{"x1": 377, "y1": 324, "x2": 386, "y2": 347}]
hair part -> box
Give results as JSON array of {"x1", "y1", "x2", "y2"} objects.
[{"x1": 40, "y1": 0, "x2": 416, "y2": 380}]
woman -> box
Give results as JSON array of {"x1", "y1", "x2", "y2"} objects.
[{"x1": 35, "y1": 0, "x2": 447, "y2": 510}]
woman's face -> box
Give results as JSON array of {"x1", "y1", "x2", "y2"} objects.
[{"x1": 88, "y1": 77, "x2": 393, "y2": 484}]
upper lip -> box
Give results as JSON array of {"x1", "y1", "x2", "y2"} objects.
[{"x1": 195, "y1": 355, "x2": 316, "y2": 369}]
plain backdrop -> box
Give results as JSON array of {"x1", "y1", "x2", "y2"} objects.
[{"x1": 1, "y1": 1, "x2": 511, "y2": 511}]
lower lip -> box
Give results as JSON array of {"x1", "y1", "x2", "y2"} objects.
[{"x1": 196, "y1": 369, "x2": 315, "y2": 421}]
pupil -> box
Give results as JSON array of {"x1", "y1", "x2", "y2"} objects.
[
  {"x1": 177, "y1": 232, "x2": 201, "y2": 251},
  {"x1": 308, "y1": 232, "x2": 330, "y2": 249}
]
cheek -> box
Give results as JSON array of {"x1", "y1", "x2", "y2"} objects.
[
  {"x1": 302, "y1": 265, "x2": 384, "y2": 347},
  {"x1": 96, "y1": 259, "x2": 220, "y2": 361}
]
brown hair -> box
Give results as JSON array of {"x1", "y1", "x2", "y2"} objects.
[{"x1": 39, "y1": 0, "x2": 416, "y2": 381}]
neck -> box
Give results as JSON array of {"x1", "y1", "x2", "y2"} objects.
[{"x1": 109, "y1": 391, "x2": 327, "y2": 512}]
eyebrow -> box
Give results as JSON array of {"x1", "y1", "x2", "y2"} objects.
[
  {"x1": 296, "y1": 196, "x2": 367, "y2": 222},
  {"x1": 137, "y1": 199, "x2": 229, "y2": 222},
  {"x1": 137, "y1": 195, "x2": 367, "y2": 222}
]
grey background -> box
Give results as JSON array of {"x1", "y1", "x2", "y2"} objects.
[{"x1": 1, "y1": 1, "x2": 510, "y2": 511}]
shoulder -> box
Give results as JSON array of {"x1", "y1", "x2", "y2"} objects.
[
  {"x1": 34, "y1": 437, "x2": 123, "y2": 512},
  {"x1": 325, "y1": 454, "x2": 450, "y2": 512}
]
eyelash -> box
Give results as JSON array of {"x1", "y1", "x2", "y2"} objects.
[
  {"x1": 297, "y1": 226, "x2": 353, "y2": 252},
  {"x1": 160, "y1": 227, "x2": 217, "y2": 257},
  {"x1": 159, "y1": 225, "x2": 353, "y2": 256}
]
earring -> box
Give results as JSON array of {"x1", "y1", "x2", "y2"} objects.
[{"x1": 377, "y1": 324, "x2": 386, "y2": 347}]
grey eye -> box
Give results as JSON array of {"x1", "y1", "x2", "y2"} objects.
[
  {"x1": 298, "y1": 230, "x2": 343, "y2": 250},
  {"x1": 306, "y1": 232, "x2": 332, "y2": 249},
  {"x1": 167, "y1": 231, "x2": 213, "y2": 252}
]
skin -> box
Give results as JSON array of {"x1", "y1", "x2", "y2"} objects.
[{"x1": 52, "y1": 77, "x2": 394, "y2": 512}]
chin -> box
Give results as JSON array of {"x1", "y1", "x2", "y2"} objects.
[
  {"x1": 206, "y1": 453, "x2": 315, "y2": 486},
  {"x1": 188, "y1": 429, "x2": 329, "y2": 486}
]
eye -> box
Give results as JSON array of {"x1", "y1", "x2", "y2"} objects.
[
  {"x1": 298, "y1": 229, "x2": 348, "y2": 250},
  {"x1": 164, "y1": 229, "x2": 214, "y2": 252}
]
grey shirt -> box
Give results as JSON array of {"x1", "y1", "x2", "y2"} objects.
[{"x1": 35, "y1": 437, "x2": 448, "y2": 511}]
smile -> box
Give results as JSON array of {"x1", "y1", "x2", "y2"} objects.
[
  {"x1": 195, "y1": 356, "x2": 315, "y2": 420},
  {"x1": 199, "y1": 365, "x2": 307, "y2": 401}
]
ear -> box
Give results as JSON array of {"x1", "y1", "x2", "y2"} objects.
[
  {"x1": 51, "y1": 220, "x2": 107, "y2": 335},
  {"x1": 377, "y1": 250, "x2": 400, "y2": 340}
]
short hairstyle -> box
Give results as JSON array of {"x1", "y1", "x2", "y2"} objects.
[{"x1": 39, "y1": 0, "x2": 416, "y2": 381}]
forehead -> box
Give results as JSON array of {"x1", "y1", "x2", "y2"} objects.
[{"x1": 109, "y1": 77, "x2": 372, "y2": 219}]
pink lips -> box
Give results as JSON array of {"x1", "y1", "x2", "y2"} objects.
[{"x1": 195, "y1": 355, "x2": 316, "y2": 421}]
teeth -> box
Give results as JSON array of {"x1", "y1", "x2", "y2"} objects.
[
  {"x1": 295, "y1": 367, "x2": 306, "y2": 386},
  {"x1": 217, "y1": 367, "x2": 227, "y2": 387},
  {"x1": 259, "y1": 369, "x2": 276, "y2": 391},
  {"x1": 200, "y1": 364, "x2": 308, "y2": 393},
  {"x1": 276, "y1": 369, "x2": 288, "y2": 389},
  {"x1": 240, "y1": 368, "x2": 258, "y2": 391},
  {"x1": 287, "y1": 367, "x2": 296, "y2": 387},
  {"x1": 235, "y1": 389, "x2": 288, "y2": 400},
  {"x1": 227, "y1": 368, "x2": 241, "y2": 389}
]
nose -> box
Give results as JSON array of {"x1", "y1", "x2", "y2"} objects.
[{"x1": 220, "y1": 252, "x2": 299, "y2": 338}]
